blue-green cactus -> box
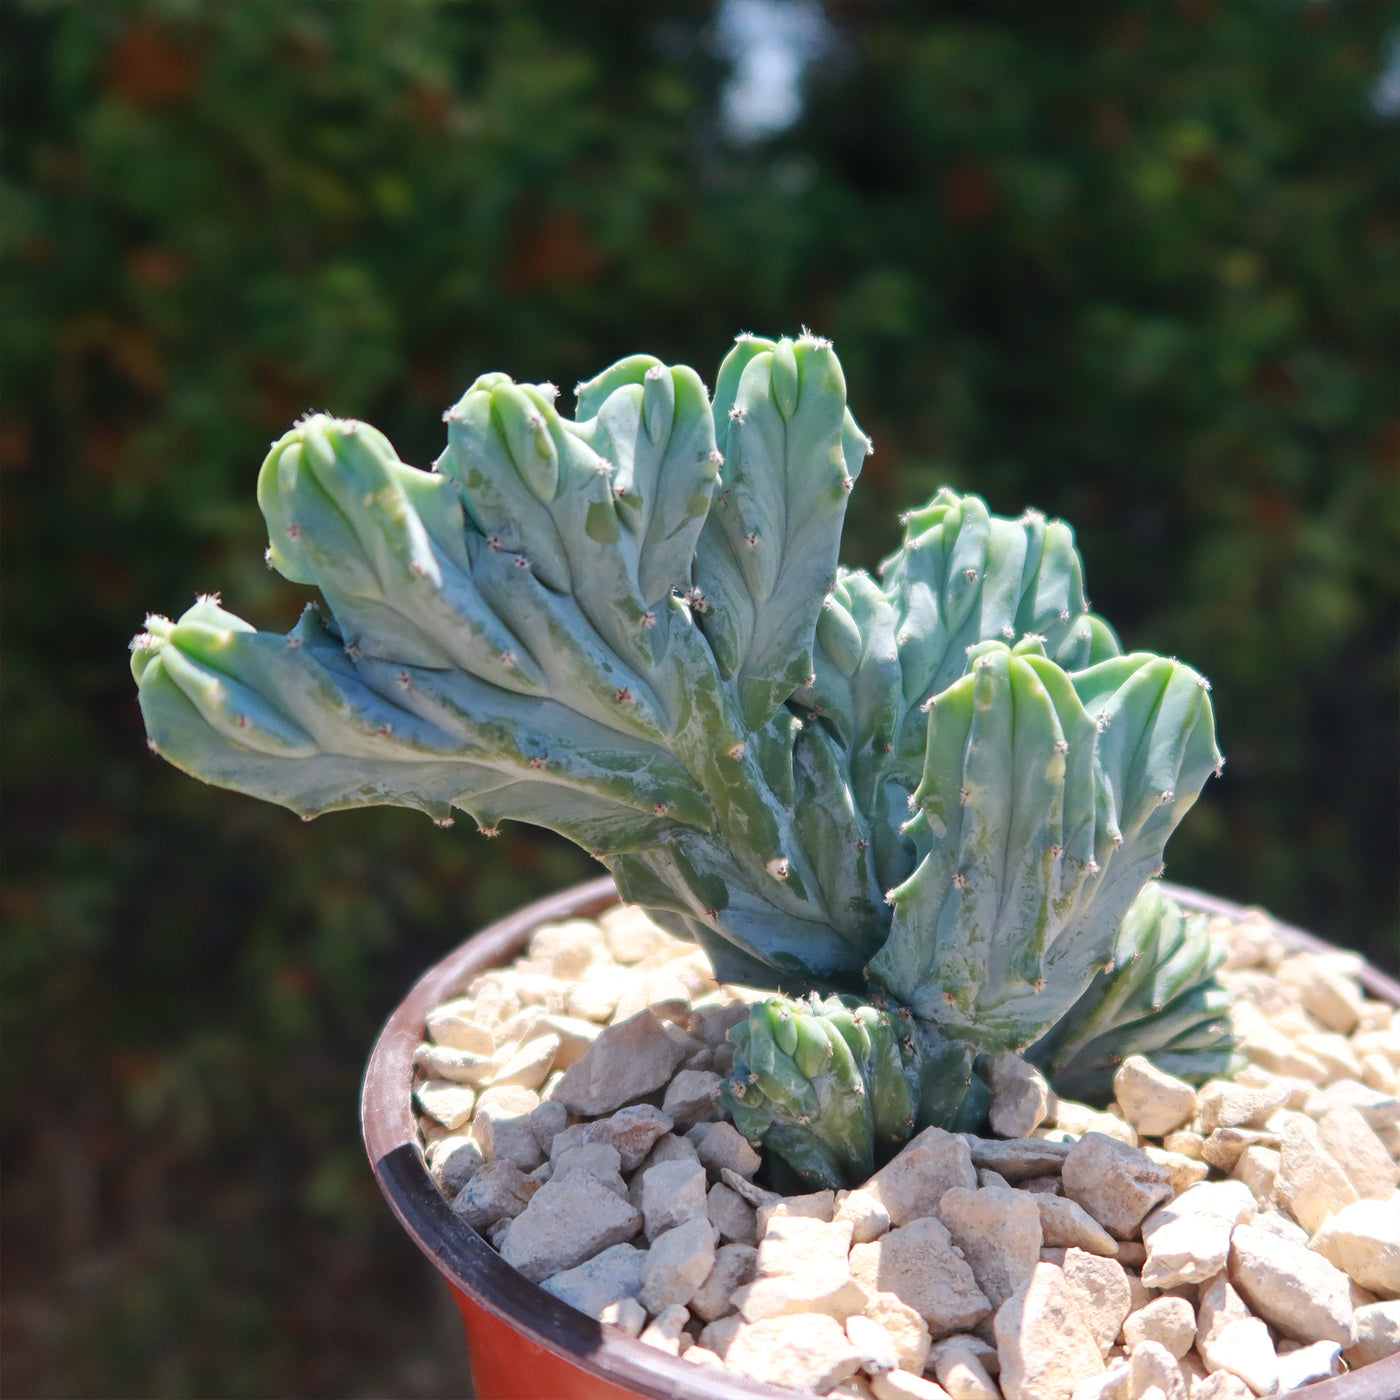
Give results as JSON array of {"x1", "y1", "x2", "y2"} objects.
[
  {"x1": 1026, "y1": 881, "x2": 1241, "y2": 1103},
  {"x1": 132, "y1": 333, "x2": 1232, "y2": 1189}
]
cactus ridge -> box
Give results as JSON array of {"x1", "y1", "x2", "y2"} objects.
[
  {"x1": 1026, "y1": 882, "x2": 1240, "y2": 1101},
  {"x1": 870, "y1": 638, "x2": 1220, "y2": 1055},
  {"x1": 721, "y1": 994, "x2": 925, "y2": 1189},
  {"x1": 132, "y1": 335, "x2": 1230, "y2": 1187}
]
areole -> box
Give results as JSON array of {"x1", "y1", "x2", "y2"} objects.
[{"x1": 361, "y1": 876, "x2": 1400, "y2": 1400}]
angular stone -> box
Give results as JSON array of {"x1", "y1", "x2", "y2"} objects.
[
  {"x1": 1201, "y1": 1127, "x2": 1277, "y2": 1175},
  {"x1": 707, "y1": 1182, "x2": 757, "y2": 1245},
  {"x1": 1200, "y1": 1316, "x2": 1278, "y2": 1397},
  {"x1": 1055, "y1": 1102, "x2": 1137, "y2": 1146},
  {"x1": 1195, "y1": 1080, "x2": 1291, "y2": 1134},
  {"x1": 928, "y1": 1336, "x2": 1000, "y2": 1400},
  {"x1": 489, "y1": 1034, "x2": 559, "y2": 1091},
  {"x1": 684, "y1": 1344, "x2": 724, "y2": 1370},
  {"x1": 1141, "y1": 1146, "x2": 1209, "y2": 1195},
  {"x1": 1344, "y1": 1299, "x2": 1400, "y2": 1368},
  {"x1": 1276, "y1": 953, "x2": 1365, "y2": 1034},
  {"x1": 500, "y1": 1170, "x2": 643, "y2": 1282},
  {"x1": 1363, "y1": 1053, "x2": 1400, "y2": 1095},
  {"x1": 425, "y1": 1001, "x2": 498, "y2": 1052},
  {"x1": 1129, "y1": 1341, "x2": 1186, "y2": 1400},
  {"x1": 450, "y1": 1157, "x2": 531, "y2": 1231},
  {"x1": 640, "y1": 1157, "x2": 709, "y2": 1241},
  {"x1": 690, "y1": 1241, "x2": 756, "y2": 1322},
  {"x1": 1114, "y1": 1057, "x2": 1198, "y2": 1139},
  {"x1": 1318, "y1": 1105, "x2": 1400, "y2": 1200},
  {"x1": 1139, "y1": 1180, "x2": 1255, "y2": 1288},
  {"x1": 1297, "y1": 1031, "x2": 1365, "y2": 1086},
  {"x1": 474, "y1": 1084, "x2": 544, "y2": 1170},
  {"x1": 414, "y1": 1078, "x2": 476, "y2": 1131},
  {"x1": 864, "y1": 1292, "x2": 933, "y2": 1375},
  {"x1": 638, "y1": 1215, "x2": 716, "y2": 1313},
  {"x1": 1162, "y1": 1130, "x2": 1206, "y2": 1159},
  {"x1": 427, "y1": 1133, "x2": 484, "y2": 1192},
  {"x1": 995, "y1": 1262, "x2": 1104, "y2": 1400},
  {"x1": 600, "y1": 1296, "x2": 646, "y2": 1337},
  {"x1": 1068, "y1": 1361, "x2": 1132, "y2": 1400},
  {"x1": 527, "y1": 917, "x2": 608, "y2": 979},
  {"x1": 719, "y1": 1167, "x2": 780, "y2": 1211},
  {"x1": 540, "y1": 1242, "x2": 645, "y2": 1318},
  {"x1": 1249, "y1": 1208, "x2": 1309, "y2": 1247},
  {"x1": 965, "y1": 1135, "x2": 1073, "y2": 1182},
  {"x1": 527, "y1": 1014, "x2": 601, "y2": 1070},
  {"x1": 836, "y1": 1187, "x2": 892, "y2": 1244},
  {"x1": 527, "y1": 1099, "x2": 567, "y2": 1156},
  {"x1": 938, "y1": 1185, "x2": 1042, "y2": 1308},
  {"x1": 415, "y1": 1042, "x2": 496, "y2": 1086},
  {"x1": 1275, "y1": 1339, "x2": 1343, "y2": 1390},
  {"x1": 565, "y1": 967, "x2": 623, "y2": 1024},
  {"x1": 987, "y1": 1054, "x2": 1051, "y2": 1138},
  {"x1": 734, "y1": 1269, "x2": 869, "y2": 1323},
  {"x1": 869, "y1": 1370, "x2": 951, "y2": 1400},
  {"x1": 1310, "y1": 1197, "x2": 1400, "y2": 1297},
  {"x1": 553, "y1": 1010, "x2": 687, "y2": 1115},
  {"x1": 697, "y1": 1315, "x2": 743, "y2": 1362},
  {"x1": 1037, "y1": 1194, "x2": 1119, "y2": 1256},
  {"x1": 849, "y1": 1217, "x2": 991, "y2": 1338},
  {"x1": 597, "y1": 903, "x2": 672, "y2": 964},
  {"x1": 1305, "y1": 1079, "x2": 1400, "y2": 1130},
  {"x1": 1062, "y1": 1133, "x2": 1174, "y2": 1240},
  {"x1": 661, "y1": 1069, "x2": 721, "y2": 1125},
  {"x1": 756, "y1": 1212, "x2": 852, "y2": 1274},
  {"x1": 637, "y1": 1301, "x2": 690, "y2": 1354},
  {"x1": 725, "y1": 1313, "x2": 865, "y2": 1393},
  {"x1": 1230, "y1": 1001, "x2": 1327, "y2": 1083},
  {"x1": 1122, "y1": 1297, "x2": 1194, "y2": 1359},
  {"x1": 756, "y1": 1189, "x2": 836, "y2": 1236},
  {"x1": 687, "y1": 1120, "x2": 762, "y2": 1181},
  {"x1": 1276, "y1": 1113, "x2": 1359, "y2": 1234},
  {"x1": 1229, "y1": 1222, "x2": 1356, "y2": 1345},
  {"x1": 1190, "y1": 1371, "x2": 1252, "y2": 1400},
  {"x1": 628, "y1": 1138, "x2": 697, "y2": 1207},
  {"x1": 1060, "y1": 1248, "x2": 1132, "y2": 1357},
  {"x1": 845, "y1": 1313, "x2": 901, "y2": 1375},
  {"x1": 863, "y1": 1128, "x2": 978, "y2": 1227},
  {"x1": 1232, "y1": 1063, "x2": 1313, "y2": 1110},
  {"x1": 1232, "y1": 1146, "x2": 1280, "y2": 1206},
  {"x1": 554, "y1": 1142, "x2": 628, "y2": 1198}
]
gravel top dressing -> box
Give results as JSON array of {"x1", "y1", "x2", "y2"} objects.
[{"x1": 411, "y1": 901, "x2": 1399, "y2": 1399}]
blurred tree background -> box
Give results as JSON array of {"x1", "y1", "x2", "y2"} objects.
[{"x1": 2, "y1": 0, "x2": 1396, "y2": 1394}]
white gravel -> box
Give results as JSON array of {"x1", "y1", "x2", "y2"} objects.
[{"x1": 411, "y1": 900, "x2": 1399, "y2": 1395}]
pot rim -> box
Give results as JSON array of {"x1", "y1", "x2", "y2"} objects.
[{"x1": 361, "y1": 877, "x2": 1400, "y2": 1400}]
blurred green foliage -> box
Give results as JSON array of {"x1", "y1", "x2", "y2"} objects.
[{"x1": 1, "y1": 1, "x2": 1395, "y2": 1395}]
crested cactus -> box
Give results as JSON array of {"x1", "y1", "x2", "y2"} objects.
[
  {"x1": 1026, "y1": 881, "x2": 1241, "y2": 1103},
  {"x1": 132, "y1": 332, "x2": 1234, "y2": 1189}
]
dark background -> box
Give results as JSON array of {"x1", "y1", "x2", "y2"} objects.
[{"x1": 2, "y1": 1, "x2": 1396, "y2": 1395}]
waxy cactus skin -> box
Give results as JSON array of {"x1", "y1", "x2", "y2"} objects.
[
  {"x1": 133, "y1": 334, "x2": 1234, "y2": 1188},
  {"x1": 1027, "y1": 881, "x2": 1239, "y2": 1103}
]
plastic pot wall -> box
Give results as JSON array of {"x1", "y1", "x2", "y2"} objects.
[{"x1": 361, "y1": 877, "x2": 1400, "y2": 1400}]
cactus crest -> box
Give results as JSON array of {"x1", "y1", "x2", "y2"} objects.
[{"x1": 132, "y1": 335, "x2": 1227, "y2": 1188}]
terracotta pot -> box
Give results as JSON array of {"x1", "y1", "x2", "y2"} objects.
[{"x1": 361, "y1": 877, "x2": 1400, "y2": 1400}]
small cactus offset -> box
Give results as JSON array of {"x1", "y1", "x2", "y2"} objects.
[{"x1": 133, "y1": 333, "x2": 1234, "y2": 1188}]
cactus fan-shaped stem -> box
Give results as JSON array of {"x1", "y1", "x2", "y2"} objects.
[{"x1": 133, "y1": 335, "x2": 1229, "y2": 1188}]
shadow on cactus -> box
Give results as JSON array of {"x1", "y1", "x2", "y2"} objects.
[{"x1": 131, "y1": 333, "x2": 1233, "y2": 1189}]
